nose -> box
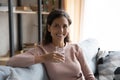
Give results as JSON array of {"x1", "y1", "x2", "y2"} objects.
[{"x1": 59, "y1": 26, "x2": 63, "y2": 32}]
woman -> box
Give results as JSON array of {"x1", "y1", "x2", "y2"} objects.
[{"x1": 7, "y1": 9, "x2": 96, "y2": 80}]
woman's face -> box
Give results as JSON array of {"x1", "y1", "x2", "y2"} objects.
[{"x1": 48, "y1": 16, "x2": 69, "y2": 44}]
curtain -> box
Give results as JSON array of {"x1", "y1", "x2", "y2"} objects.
[{"x1": 63, "y1": 0, "x2": 84, "y2": 43}]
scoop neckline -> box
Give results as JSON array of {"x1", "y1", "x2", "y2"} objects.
[{"x1": 49, "y1": 42, "x2": 68, "y2": 49}]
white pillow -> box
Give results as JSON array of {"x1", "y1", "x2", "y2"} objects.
[{"x1": 79, "y1": 38, "x2": 99, "y2": 73}]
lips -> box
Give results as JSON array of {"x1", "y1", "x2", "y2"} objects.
[
  {"x1": 56, "y1": 34, "x2": 64, "y2": 39},
  {"x1": 56, "y1": 34, "x2": 63, "y2": 36},
  {"x1": 56, "y1": 34, "x2": 63, "y2": 37}
]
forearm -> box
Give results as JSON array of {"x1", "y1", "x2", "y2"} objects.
[
  {"x1": 7, "y1": 54, "x2": 35, "y2": 67},
  {"x1": 84, "y1": 73, "x2": 96, "y2": 80},
  {"x1": 7, "y1": 46, "x2": 47, "y2": 67},
  {"x1": 77, "y1": 48, "x2": 96, "y2": 79},
  {"x1": 34, "y1": 55, "x2": 45, "y2": 63}
]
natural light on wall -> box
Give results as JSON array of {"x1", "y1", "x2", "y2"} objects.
[{"x1": 81, "y1": 0, "x2": 120, "y2": 50}]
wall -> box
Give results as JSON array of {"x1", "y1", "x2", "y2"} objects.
[{"x1": 0, "y1": 0, "x2": 38, "y2": 56}]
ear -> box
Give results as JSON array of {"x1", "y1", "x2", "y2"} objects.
[{"x1": 48, "y1": 25, "x2": 51, "y2": 32}]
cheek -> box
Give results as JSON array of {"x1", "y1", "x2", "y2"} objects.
[
  {"x1": 49, "y1": 31, "x2": 53, "y2": 37},
  {"x1": 50, "y1": 30, "x2": 56, "y2": 37},
  {"x1": 48, "y1": 26, "x2": 55, "y2": 34},
  {"x1": 67, "y1": 28, "x2": 70, "y2": 33},
  {"x1": 67, "y1": 31, "x2": 69, "y2": 36},
  {"x1": 65, "y1": 29, "x2": 70, "y2": 36}
]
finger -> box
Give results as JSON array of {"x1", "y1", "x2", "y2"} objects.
[
  {"x1": 54, "y1": 53, "x2": 64, "y2": 58},
  {"x1": 52, "y1": 53, "x2": 64, "y2": 60},
  {"x1": 53, "y1": 55, "x2": 65, "y2": 62},
  {"x1": 54, "y1": 58, "x2": 65, "y2": 63},
  {"x1": 53, "y1": 53, "x2": 57, "y2": 56},
  {"x1": 53, "y1": 58, "x2": 62, "y2": 63}
]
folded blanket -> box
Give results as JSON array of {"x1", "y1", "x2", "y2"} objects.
[{"x1": 0, "y1": 64, "x2": 48, "y2": 80}]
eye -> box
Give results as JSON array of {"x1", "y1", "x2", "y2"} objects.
[
  {"x1": 54, "y1": 24, "x2": 59, "y2": 28},
  {"x1": 63, "y1": 24, "x2": 68, "y2": 28}
]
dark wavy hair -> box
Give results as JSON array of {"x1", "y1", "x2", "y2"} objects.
[{"x1": 42, "y1": 9, "x2": 72, "y2": 45}]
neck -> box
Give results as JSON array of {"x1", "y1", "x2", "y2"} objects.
[{"x1": 52, "y1": 41, "x2": 65, "y2": 47}]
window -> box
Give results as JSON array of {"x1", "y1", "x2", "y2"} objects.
[{"x1": 81, "y1": 0, "x2": 120, "y2": 50}]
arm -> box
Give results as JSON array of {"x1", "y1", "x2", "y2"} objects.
[
  {"x1": 7, "y1": 45, "x2": 65, "y2": 67},
  {"x1": 76, "y1": 45, "x2": 96, "y2": 80},
  {"x1": 6, "y1": 47, "x2": 44, "y2": 67}
]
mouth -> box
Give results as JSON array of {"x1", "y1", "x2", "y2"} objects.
[{"x1": 56, "y1": 34, "x2": 64, "y2": 38}]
